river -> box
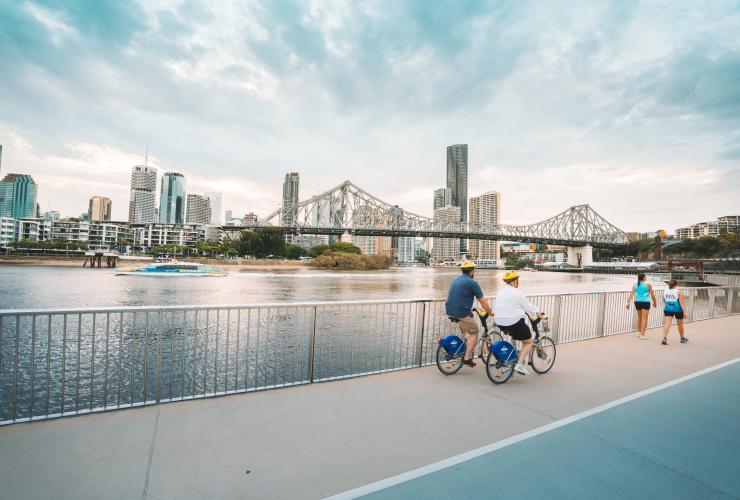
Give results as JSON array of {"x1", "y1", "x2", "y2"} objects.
[{"x1": 0, "y1": 264, "x2": 644, "y2": 310}]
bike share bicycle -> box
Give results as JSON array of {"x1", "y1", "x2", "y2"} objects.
[
  {"x1": 436, "y1": 308, "x2": 503, "y2": 375},
  {"x1": 486, "y1": 314, "x2": 557, "y2": 384}
]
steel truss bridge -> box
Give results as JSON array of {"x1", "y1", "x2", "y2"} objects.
[{"x1": 222, "y1": 181, "x2": 629, "y2": 248}]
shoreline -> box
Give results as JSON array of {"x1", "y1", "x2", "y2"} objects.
[{"x1": 0, "y1": 256, "x2": 309, "y2": 271}]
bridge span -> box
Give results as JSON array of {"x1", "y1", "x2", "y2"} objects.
[{"x1": 221, "y1": 181, "x2": 629, "y2": 257}]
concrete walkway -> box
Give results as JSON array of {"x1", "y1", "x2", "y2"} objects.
[{"x1": 0, "y1": 315, "x2": 738, "y2": 500}]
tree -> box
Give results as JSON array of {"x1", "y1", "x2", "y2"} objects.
[
  {"x1": 308, "y1": 245, "x2": 330, "y2": 258},
  {"x1": 329, "y1": 241, "x2": 361, "y2": 254},
  {"x1": 286, "y1": 244, "x2": 307, "y2": 260},
  {"x1": 236, "y1": 228, "x2": 286, "y2": 258}
]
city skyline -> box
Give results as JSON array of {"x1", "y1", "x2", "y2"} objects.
[{"x1": 0, "y1": 1, "x2": 738, "y2": 231}]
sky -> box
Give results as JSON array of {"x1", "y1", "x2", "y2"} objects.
[{"x1": 0, "y1": 0, "x2": 738, "y2": 232}]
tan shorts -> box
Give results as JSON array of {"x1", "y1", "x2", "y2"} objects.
[{"x1": 457, "y1": 316, "x2": 479, "y2": 341}]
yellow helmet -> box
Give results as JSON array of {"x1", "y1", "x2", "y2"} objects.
[
  {"x1": 502, "y1": 270, "x2": 520, "y2": 282},
  {"x1": 460, "y1": 261, "x2": 476, "y2": 270}
]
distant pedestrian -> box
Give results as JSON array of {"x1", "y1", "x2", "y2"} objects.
[
  {"x1": 662, "y1": 279, "x2": 688, "y2": 345},
  {"x1": 626, "y1": 273, "x2": 656, "y2": 340}
]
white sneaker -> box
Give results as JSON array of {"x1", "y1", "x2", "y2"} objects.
[
  {"x1": 514, "y1": 363, "x2": 529, "y2": 375},
  {"x1": 638, "y1": 335, "x2": 648, "y2": 340}
]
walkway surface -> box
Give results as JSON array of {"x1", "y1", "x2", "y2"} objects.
[{"x1": 0, "y1": 315, "x2": 738, "y2": 500}]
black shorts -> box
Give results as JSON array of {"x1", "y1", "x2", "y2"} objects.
[
  {"x1": 664, "y1": 310, "x2": 684, "y2": 320},
  {"x1": 635, "y1": 301, "x2": 651, "y2": 311},
  {"x1": 497, "y1": 318, "x2": 532, "y2": 341}
]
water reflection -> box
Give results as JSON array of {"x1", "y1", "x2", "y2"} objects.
[{"x1": 0, "y1": 265, "x2": 641, "y2": 310}]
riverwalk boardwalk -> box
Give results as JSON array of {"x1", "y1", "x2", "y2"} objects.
[{"x1": 1, "y1": 315, "x2": 739, "y2": 499}]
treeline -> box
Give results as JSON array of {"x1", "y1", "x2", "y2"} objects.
[{"x1": 595, "y1": 229, "x2": 740, "y2": 260}]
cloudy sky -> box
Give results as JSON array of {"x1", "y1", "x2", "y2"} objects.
[{"x1": 0, "y1": 0, "x2": 738, "y2": 232}]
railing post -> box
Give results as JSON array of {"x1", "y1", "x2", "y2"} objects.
[
  {"x1": 416, "y1": 301, "x2": 427, "y2": 367},
  {"x1": 687, "y1": 289, "x2": 695, "y2": 322},
  {"x1": 728, "y1": 287, "x2": 735, "y2": 315},
  {"x1": 595, "y1": 293, "x2": 606, "y2": 337},
  {"x1": 709, "y1": 289, "x2": 716, "y2": 318},
  {"x1": 155, "y1": 310, "x2": 163, "y2": 403},
  {"x1": 308, "y1": 306, "x2": 317, "y2": 383},
  {"x1": 551, "y1": 295, "x2": 562, "y2": 344}
]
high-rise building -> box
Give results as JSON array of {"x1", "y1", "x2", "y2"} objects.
[
  {"x1": 433, "y1": 187, "x2": 452, "y2": 210},
  {"x1": 0, "y1": 174, "x2": 38, "y2": 218},
  {"x1": 88, "y1": 196, "x2": 112, "y2": 221},
  {"x1": 128, "y1": 165, "x2": 157, "y2": 223},
  {"x1": 185, "y1": 194, "x2": 211, "y2": 225},
  {"x1": 446, "y1": 145, "x2": 468, "y2": 221},
  {"x1": 204, "y1": 192, "x2": 223, "y2": 225},
  {"x1": 282, "y1": 172, "x2": 299, "y2": 243},
  {"x1": 224, "y1": 210, "x2": 233, "y2": 225},
  {"x1": 446, "y1": 144, "x2": 468, "y2": 253},
  {"x1": 282, "y1": 172, "x2": 299, "y2": 225},
  {"x1": 432, "y1": 205, "x2": 461, "y2": 263},
  {"x1": 243, "y1": 212, "x2": 258, "y2": 226},
  {"x1": 159, "y1": 172, "x2": 186, "y2": 224},
  {"x1": 469, "y1": 191, "x2": 501, "y2": 262}
]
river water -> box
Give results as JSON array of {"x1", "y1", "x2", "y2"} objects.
[{"x1": 0, "y1": 265, "x2": 643, "y2": 310}]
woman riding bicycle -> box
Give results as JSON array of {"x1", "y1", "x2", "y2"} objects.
[{"x1": 493, "y1": 270, "x2": 547, "y2": 375}]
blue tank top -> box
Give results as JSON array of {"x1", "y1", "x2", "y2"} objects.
[{"x1": 634, "y1": 281, "x2": 650, "y2": 303}]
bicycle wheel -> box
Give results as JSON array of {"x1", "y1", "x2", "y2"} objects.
[
  {"x1": 530, "y1": 336, "x2": 556, "y2": 374},
  {"x1": 485, "y1": 352, "x2": 514, "y2": 384},
  {"x1": 478, "y1": 332, "x2": 503, "y2": 362},
  {"x1": 436, "y1": 344, "x2": 464, "y2": 375}
]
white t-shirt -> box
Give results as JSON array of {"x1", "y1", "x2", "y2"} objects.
[{"x1": 494, "y1": 285, "x2": 539, "y2": 326}]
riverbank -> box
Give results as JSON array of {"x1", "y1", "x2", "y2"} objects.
[{"x1": 0, "y1": 256, "x2": 309, "y2": 270}]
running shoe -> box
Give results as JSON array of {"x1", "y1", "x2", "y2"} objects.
[
  {"x1": 514, "y1": 363, "x2": 529, "y2": 375},
  {"x1": 680, "y1": 337, "x2": 689, "y2": 344},
  {"x1": 661, "y1": 338, "x2": 668, "y2": 345},
  {"x1": 639, "y1": 335, "x2": 648, "y2": 340}
]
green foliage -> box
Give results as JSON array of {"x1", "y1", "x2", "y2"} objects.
[
  {"x1": 11, "y1": 239, "x2": 84, "y2": 251},
  {"x1": 236, "y1": 228, "x2": 286, "y2": 258},
  {"x1": 502, "y1": 252, "x2": 534, "y2": 269},
  {"x1": 286, "y1": 244, "x2": 307, "y2": 260},
  {"x1": 310, "y1": 252, "x2": 392, "y2": 270},
  {"x1": 416, "y1": 248, "x2": 430, "y2": 265},
  {"x1": 308, "y1": 241, "x2": 361, "y2": 258},
  {"x1": 664, "y1": 230, "x2": 740, "y2": 258},
  {"x1": 150, "y1": 244, "x2": 185, "y2": 256}
]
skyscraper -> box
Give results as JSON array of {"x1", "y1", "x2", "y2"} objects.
[
  {"x1": 185, "y1": 194, "x2": 211, "y2": 225},
  {"x1": 128, "y1": 165, "x2": 157, "y2": 223},
  {"x1": 159, "y1": 172, "x2": 186, "y2": 224},
  {"x1": 204, "y1": 192, "x2": 223, "y2": 225},
  {"x1": 447, "y1": 144, "x2": 468, "y2": 254},
  {"x1": 0, "y1": 174, "x2": 37, "y2": 218},
  {"x1": 433, "y1": 187, "x2": 452, "y2": 210},
  {"x1": 469, "y1": 191, "x2": 501, "y2": 262},
  {"x1": 282, "y1": 172, "x2": 299, "y2": 225},
  {"x1": 282, "y1": 172, "x2": 299, "y2": 243},
  {"x1": 88, "y1": 196, "x2": 112, "y2": 221}
]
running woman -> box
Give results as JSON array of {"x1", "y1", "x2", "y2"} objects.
[
  {"x1": 626, "y1": 273, "x2": 656, "y2": 340},
  {"x1": 662, "y1": 279, "x2": 688, "y2": 345}
]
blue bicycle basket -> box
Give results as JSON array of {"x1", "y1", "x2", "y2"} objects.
[
  {"x1": 439, "y1": 335, "x2": 465, "y2": 355},
  {"x1": 490, "y1": 340, "x2": 518, "y2": 362}
]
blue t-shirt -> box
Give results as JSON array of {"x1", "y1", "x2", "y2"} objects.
[{"x1": 445, "y1": 274, "x2": 484, "y2": 318}]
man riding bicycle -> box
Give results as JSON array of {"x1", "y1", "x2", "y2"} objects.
[
  {"x1": 445, "y1": 261, "x2": 493, "y2": 367},
  {"x1": 494, "y1": 270, "x2": 547, "y2": 375}
]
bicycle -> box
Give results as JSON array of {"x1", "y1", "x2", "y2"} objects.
[
  {"x1": 436, "y1": 309, "x2": 503, "y2": 375},
  {"x1": 485, "y1": 315, "x2": 557, "y2": 384}
]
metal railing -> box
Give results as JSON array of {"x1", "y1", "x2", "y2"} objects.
[{"x1": 1, "y1": 286, "x2": 738, "y2": 425}]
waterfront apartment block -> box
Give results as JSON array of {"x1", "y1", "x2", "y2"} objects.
[
  {"x1": 432, "y1": 205, "x2": 461, "y2": 263},
  {"x1": 243, "y1": 212, "x2": 259, "y2": 226},
  {"x1": 0, "y1": 173, "x2": 38, "y2": 218},
  {"x1": 88, "y1": 196, "x2": 112, "y2": 221},
  {"x1": 676, "y1": 215, "x2": 739, "y2": 240},
  {"x1": 185, "y1": 194, "x2": 211, "y2": 225},
  {"x1": 468, "y1": 191, "x2": 501, "y2": 263},
  {"x1": 128, "y1": 165, "x2": 157, "y2": 223},
  {"x1": 159, "y1": 172, "x2": 186, "y2": 224},
  {"x1": 130, "y1": 223, "x2": 205, "y2": 248}
]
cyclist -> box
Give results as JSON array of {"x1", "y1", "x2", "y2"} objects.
[
  {"x1": 493, "y1": 270, "x2": 547, "y2": 375},
  {"x1": 445, "y1": 261, "x2": 493, "y2": 367}
]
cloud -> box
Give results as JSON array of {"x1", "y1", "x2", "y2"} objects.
[{"x1": 0, "y1": 0, "x2": 738, "y2": 233}]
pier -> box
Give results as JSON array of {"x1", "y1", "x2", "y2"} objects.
[{"x1": 1, "y1": 288, "x2": 738, "y2": 499}]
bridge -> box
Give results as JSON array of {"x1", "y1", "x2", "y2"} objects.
[{"x1": 222, "y1": 181, "x2": 629, "y2": 264}]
